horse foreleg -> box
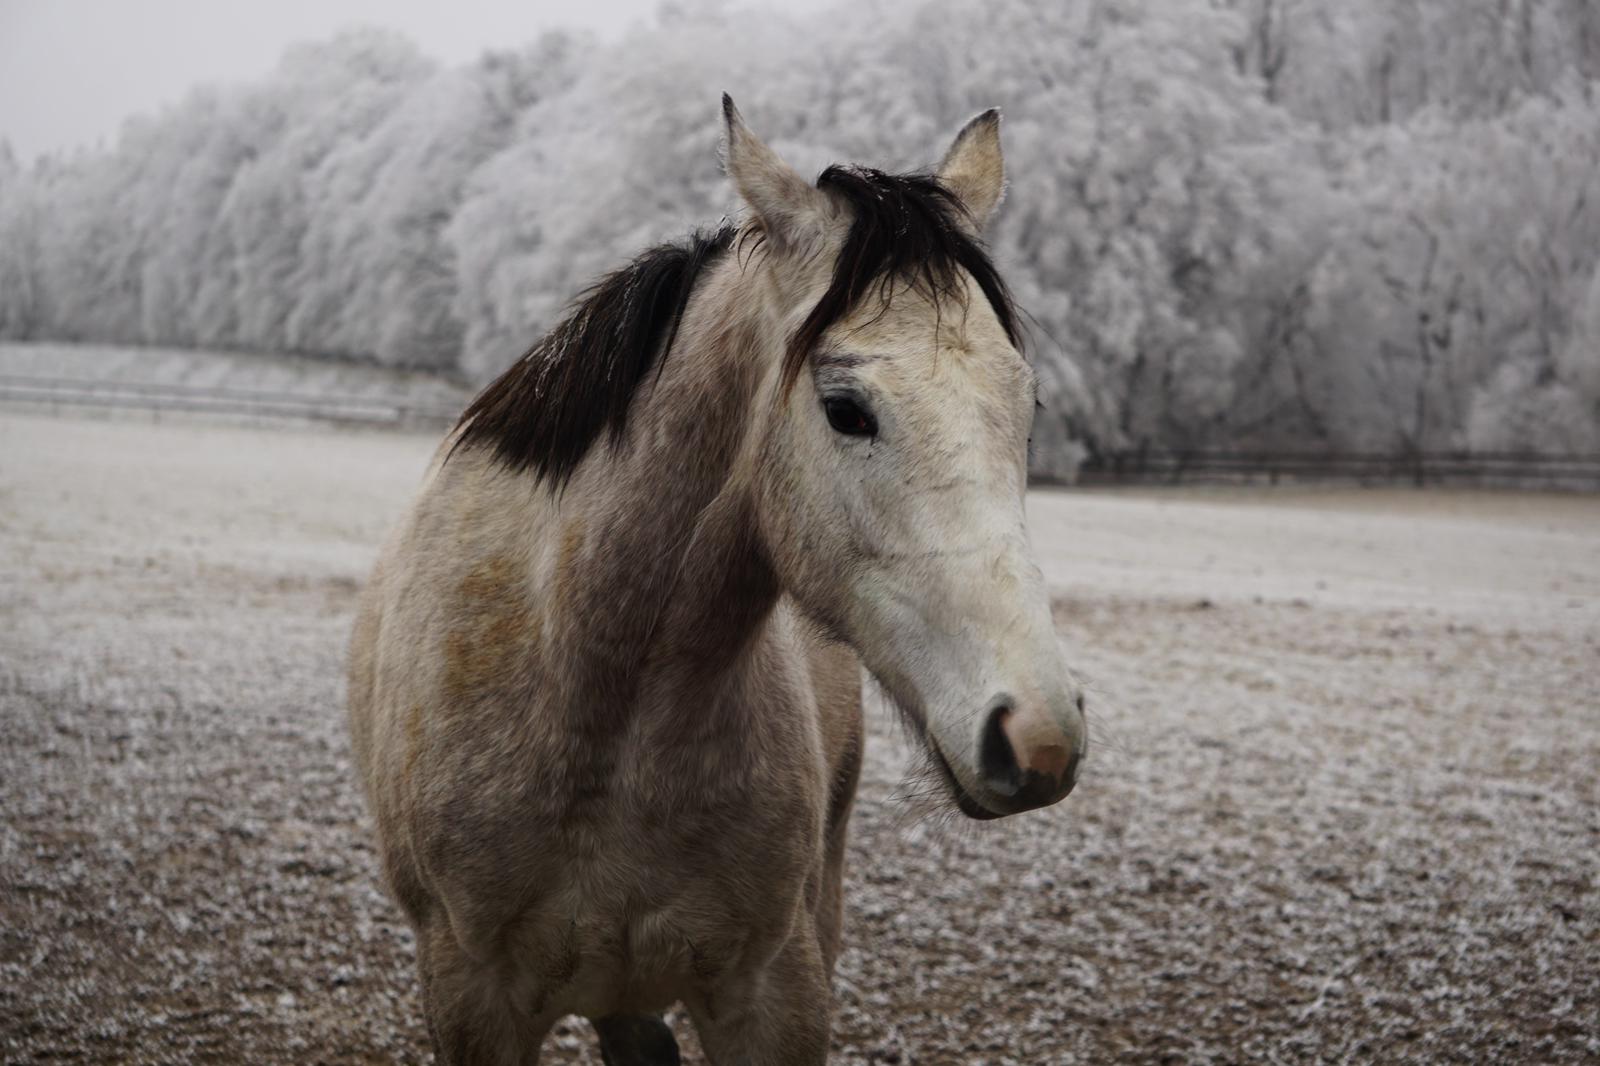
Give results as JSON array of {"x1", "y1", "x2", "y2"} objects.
[
  {"x1": 593, "y1": 1014, "x2": 682, "y2": 1065},
  {"x1": 416, "y1": 919, "x2": 552, "y2": 1065},
  {"x1": 686, "y1": 933, "x2": 832, "y2": 1066}
]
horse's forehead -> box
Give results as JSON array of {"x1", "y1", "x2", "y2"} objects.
[
  {"x1": 838, "y1": 325, "x2": 1028, "y2": 450},
  {"x1": 836, "y1": 274, "x2": 1011, "y2": 354}
]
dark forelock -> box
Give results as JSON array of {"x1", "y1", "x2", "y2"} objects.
[{"x1": 783, "y1": 165, "x2": 1022, "y2": 386}]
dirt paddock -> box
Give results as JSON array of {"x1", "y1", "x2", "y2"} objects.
[{"x1": 2, "y1": 411, "x2": 1596, "y2": 1064}]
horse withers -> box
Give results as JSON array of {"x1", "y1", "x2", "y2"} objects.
[{"x1": 347, "y1": 97, "x2": 1088, "y2": 1065}]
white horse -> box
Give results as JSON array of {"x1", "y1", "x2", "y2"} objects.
[{"x1": 348, "y1": 97, "x2": 1087, "y2": 1064}]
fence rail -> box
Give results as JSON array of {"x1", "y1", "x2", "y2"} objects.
[
  {"x1": 0, "y1": 373, "x2": 462, "y2": 428},
  {"x1": 7, "y1": 375, "x2": 1598, "y2": 489},
  {"x1": 1074, "y1": 449, "x2": 1600, "y2": 489}
]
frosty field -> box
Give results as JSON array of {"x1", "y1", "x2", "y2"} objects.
[{"x1": 2, "y1": 411, "x2": 1597, "y2": 1064}]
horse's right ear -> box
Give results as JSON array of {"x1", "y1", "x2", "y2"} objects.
[
  {"x1": 721, "y1": 94, "x2": 831, "y2": 253},
  {"x1": 937, "y1": 108, "x2": 1006, "y2": 231}
]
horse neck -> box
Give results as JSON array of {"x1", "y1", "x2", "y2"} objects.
[{"x1": 546, "y1": 258, "x2": 785, "y2": 715}]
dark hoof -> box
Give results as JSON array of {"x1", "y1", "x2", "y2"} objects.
[{"x1": 594, "y1": 1014, "x2": 681, "y2": 1066}]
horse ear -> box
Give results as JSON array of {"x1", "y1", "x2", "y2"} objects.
[
  {"x1": 721, "y1": 94, "x2": 830, "y2": 252},
  {"x1": 937, "y1": 108, "x2": 1006, "y2": 231}
]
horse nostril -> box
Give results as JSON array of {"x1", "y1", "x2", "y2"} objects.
[{"x1": 979, "y1": 701, "x2": 1022, "y2": 797}]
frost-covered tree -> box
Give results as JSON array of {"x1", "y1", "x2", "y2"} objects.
[
  {"x1": 1284, "y1": 81, "x2": 1600, "y2": 453},
  {"x1": 285, "y1": 39, "x2": 576, "y2": 369},
  {"x1": 217, "y1": 31, "x2": 435, "y2": 354},
  {"x1": 1, "y1": 0, "x2": 1596, "y2": 461},
  {"x1": 0, "y1": 143, "x2": 41, "y2": 337}
]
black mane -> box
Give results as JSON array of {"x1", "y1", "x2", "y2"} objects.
[
  {"x1": 452, "y1": 224, "x2": 735, "y2": 481},
  {"x1": 453, "y1": 167, "x2": 1020, "y2": 482}
]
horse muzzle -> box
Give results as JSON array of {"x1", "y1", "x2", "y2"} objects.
[{"x1": 934, "y1": 694, "x2": 1086, "y2": 819}]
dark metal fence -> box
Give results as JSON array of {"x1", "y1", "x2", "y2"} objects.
[
  {"x1": 1071, "y1": 449, "x2": 1600, "y2": 490},
  {"x1": 0, "y1": 373, "x2": 462, "y2": 429}
]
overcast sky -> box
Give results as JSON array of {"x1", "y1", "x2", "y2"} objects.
[{"x1": 0, "y1": 0, "x2": 819, "y2": 160}]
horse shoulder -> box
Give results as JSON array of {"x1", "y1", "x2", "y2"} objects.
[{"x1": 351, "y1": 457, "x2": 559, "y2": 917}]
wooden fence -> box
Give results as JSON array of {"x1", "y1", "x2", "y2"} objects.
[
  {"x1": 6, "y1": 374, "x2": 1597, "y2": 490},
  {"x1": 0, "y1": 373, "x2": 461, "y2": 429}
]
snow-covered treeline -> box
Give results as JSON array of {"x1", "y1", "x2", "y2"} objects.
[{"x1": 1, "y1": 0, "x2": 1597, "y2": 461}]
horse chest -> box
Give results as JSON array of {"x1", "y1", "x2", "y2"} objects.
[
  {"x1": 400, "y1": 603, "x2": 831, "y2": 1015},
  {"x1": 525, "y1": 688, "x2": 825, "y2": 895},
  {"x1": 487, "y1": 795, "x2": 817, "y2": 1018}
]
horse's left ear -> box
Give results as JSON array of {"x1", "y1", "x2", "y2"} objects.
[{"x1": 937, "y1": 109, "x2": 1006, "y2": 231}]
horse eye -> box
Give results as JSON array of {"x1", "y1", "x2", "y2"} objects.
[{"x1": 823, "y1": 396, "x2": 877, "y2": 437}]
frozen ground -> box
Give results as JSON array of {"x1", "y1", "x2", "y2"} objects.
[{"x1": 2, "y1": 411, "x2": 1596, "y2": 1064}]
